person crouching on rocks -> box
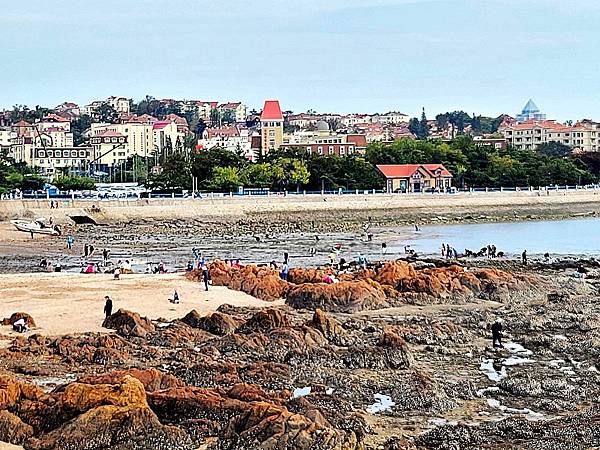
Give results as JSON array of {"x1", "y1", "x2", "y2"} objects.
[{"x1": 491, "y1": 319, "x2": 503, "y2": 348}]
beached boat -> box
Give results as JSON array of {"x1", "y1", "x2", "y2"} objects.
[{"x1": 11, "y1": 219, "x2": 61, "y2": 236}]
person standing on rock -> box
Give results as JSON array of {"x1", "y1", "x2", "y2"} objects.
[
  {"x1": 491, "y1": 319, "x2": 503, "y2": 348},
  {"x1": 280, "y1": 261, "x2": 289, "y2": 281},
  {"x1": 84, "y1": 243, "x2": 89, "y2": 258},
  {"x1": 102, "y1": 248, "x2": 110, "y2": 265},
  {"x1": 522, "y1": 249, "x2": 528, "y2": 265},
  {"x1": 104, "y1": 296, "x2": 113, "y2": 319},
  {"x1": 66, "y1": 234, "x2": 74, "y2": 250}
]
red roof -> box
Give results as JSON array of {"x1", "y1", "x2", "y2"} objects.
[
  {"x1": 43, "y1": 113, "x2": 70, "y2": 123},
  {"x1": 153, "y1": 121, "x2": 170, "y2": 130},
  {"x1": 346, "y1": 134, "x2": 367, "y2": 148},
  {"x1": 97, "y1": 130, "x2": 125, "y2": 138},
  {"x1": 207, "y1": 126, "x2": 240, "y2": 138},
  {"x1": 260, "y1": 100, "x2": 283, "y2": 121},
  {"x1": 219, "y1": 102, "x2": 241, "y2": 109},
  {"x1": 377, "y1": 164, "x2": 452, "y2": 178}
]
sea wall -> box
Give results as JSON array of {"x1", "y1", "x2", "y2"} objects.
[{"x1": 2, "y1": 190, "x2": 600, "y2": 225}]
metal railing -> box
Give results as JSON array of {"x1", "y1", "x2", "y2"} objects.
[{"x1": 2, "y1": 184, "x2": 600, "y2": 202}]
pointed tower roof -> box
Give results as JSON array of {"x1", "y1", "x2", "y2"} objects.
[
  {"x1": 260, "y1": 100, "x2": 283, "y2": 121},
  {"x1": 522, "y1": 99, "x2": 540, "y2": 114}
]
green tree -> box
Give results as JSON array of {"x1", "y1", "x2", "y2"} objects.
[
  {"x1": 71, "y1": 115, "x2": 92, "y2": 146},
  {"x1": 221, "y1": 110, "x2": 236, "y2": 124},
  {"x1": 96, "y1": 103, "x2": 118, "y2": 123},
  {"x1": 418, "y1": 107, "x2": 430, "y2": 139},
  {"x1": 147, "y1": 152, "x2": 191, "y2": 191},
  {"x1": 53, "y1": 175, "x2": 96, "y2": 190},
  {"x1": 537, "y1": 141, "x2": 572, "y2": 158},
  {"x1": 209, "y1": 166, "x2": 242, "y2": 191},
  {"x1": 210, "y1": 109, "x2": 221, "y2": 126},
  {"x1": 242, "y1": 163, "x2": 275, "y2": 188}
]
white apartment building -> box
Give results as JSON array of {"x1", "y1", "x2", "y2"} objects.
[
  {"x1": 90, "y1": 117, "x2": 186, "y2": 166},
  {"x1": 370, "y1": 111, "x2": 409, "y2": 125},
  {"x1": 218, "y1": 102, "x2": 247, "y2": 123},
  {"x1": 198, "y1": 126, "x2": 253, "y2": 159},
  {"x1": 500, "y1": 119, "x2": 600, "y2": 152},
  {"x1": 107, "y1": 96, "x2": 131, "y2": 114}
]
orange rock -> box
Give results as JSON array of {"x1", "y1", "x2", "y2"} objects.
[
  {"x1": 61, "y1": 375, "x2": 148, "y2": 412},
  {"x1": 1, "y1": 312, "x2": 36, "y2": 328},
  {"x1": 78, "y1": 368, "x2": 184, "y2": 392},
  {"x1": 286, "y1": 280, "x2": 389, "y2": 313}
]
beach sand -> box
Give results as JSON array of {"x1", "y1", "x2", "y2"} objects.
[{"x1": 0, "y1": 272, "x2": 281, "y2": 338}]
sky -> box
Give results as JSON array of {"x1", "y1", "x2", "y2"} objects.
[{"x1": 1, "y1": 0, "x2": 600, "y2": 120}]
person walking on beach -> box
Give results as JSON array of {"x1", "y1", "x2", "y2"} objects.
[
  {"x1": 201, "y1": 260, "x2": 211, "y2": 291},
  {"x1": 103, "y1": 296, "x2": 113, "y2": 319},
  {"x1": 491, "y1": 319, "x2": 503, "y2": 348},
  {"x1": 440, "y1": 243, "x2": 446, "y2": 258},
  {"x1": 521, "y1": 249, "x2": 527, "y2": 265},
  {"x1": 102, "y1": 248, "x2": 110, "y2": 264}
]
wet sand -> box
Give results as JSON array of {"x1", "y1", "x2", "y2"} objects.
[{"x1": 0, "y1": 272, "x2": 281, "y2": 338}]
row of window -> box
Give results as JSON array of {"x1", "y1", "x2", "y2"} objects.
[
  {"x1": 306, "y1": 145, "x2": 355, "y2": 155},
  {"x1": 36, "y1": 159, "x2": 82, "y2": 165},
  {"x1": 38, "y1": 150, "x2": 88, "y2": 158},
  {"x1": 91, "y1": 137, "x2": 126, "y2": 144}
]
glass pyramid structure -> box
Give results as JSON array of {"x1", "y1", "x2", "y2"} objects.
[{"x1": 516, "y1": 99, "x2": 546, "y2": 122}]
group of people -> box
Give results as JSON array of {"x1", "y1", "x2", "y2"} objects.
[{"x1": 440, "y1": 243, "x2": 459, "y2": 259}]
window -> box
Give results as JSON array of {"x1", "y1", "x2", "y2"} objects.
[
  {"x1": 328, "y1": 146, "x2": 334, "y2": 154},
  {"x1": 318, "y1": 146, "x2": 323, "y2": 155},
  {"x1": 349, "y1": 146, "x2": 354, "y2": 152},
  {"x1": 340, "y1": 145, "x2": 345, "y2": 155},
  {"x1": 39, "y1": 151, "x2": 45, "y2": 157},
  {"x1": 306, "y1": 146, "x2": 311, "y2": 152},
  {"x1": 56, "y1": 151, "x2": 62, "y2": 157}
]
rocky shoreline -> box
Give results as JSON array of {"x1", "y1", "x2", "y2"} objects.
[{"x1": 1, "y1": 258, "x2": 599, "y2": 449}]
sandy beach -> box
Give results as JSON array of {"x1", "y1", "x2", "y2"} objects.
[{"x1": 0, "y1": 272, "x2": 280, "y2": 338}]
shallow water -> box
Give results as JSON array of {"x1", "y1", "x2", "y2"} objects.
[{"x1": 398, "y1": 217, "x2": 600, "y2": 256}]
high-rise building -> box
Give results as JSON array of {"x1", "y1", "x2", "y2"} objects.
[{"x1": 259, "y1": 100, "x2": 283, "y2": 155}]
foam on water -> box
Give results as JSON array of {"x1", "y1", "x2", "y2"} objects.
[
  {"x1": 480, "y1": 360, "x2": 507, "y2": 381},
  {"x1": 293, "y1": 386, "x2": 312, "y2": 398},
  {"x1": 367, "y1": 394, "x2": 395, "y2": 414}
]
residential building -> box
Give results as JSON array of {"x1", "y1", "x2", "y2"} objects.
[
  {"x1": 259, "y1": 100, "x2": 284, "y2": 155},
  {"x1": 106, "y1": 96, "x2": 131, "y2": 114},
  {"x1": 218, "y1": 102, "x2": 247, "y2": 123},
  {"x1": 377, "y1": 164, "x2": 453, "y2": 193},
  {"x1": 500, "y1": 119, "x2": 600, "y2": 152},
  {"x1": 370, "y1": 111, "x2": 409, "y2": 125},
  {"x1": 90, "y1": 115, "x2": 187, "y2": 167},
  {"x1": 54, "y1": 102, "x2": 80, "y2": 118},
  {"x1": 198, "y1": 126, "x2": 253, "y2": 159},
  {"x1": 31, "y1": 146, "x2": 94, "y2": 177},
  {"x1": 515, "y1": 99, "x2": 546, "y2": 123},
  {"x1": 473, "y1": 136, "x2": 508, "y2": 150}
]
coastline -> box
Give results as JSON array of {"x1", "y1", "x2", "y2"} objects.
[{"x1": 2, "y1": 190, "x2": 600, "y2": 231}]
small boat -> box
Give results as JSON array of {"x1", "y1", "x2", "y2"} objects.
[{"x1": 11, "y1": 219, "x2": 61, "y2": 236}]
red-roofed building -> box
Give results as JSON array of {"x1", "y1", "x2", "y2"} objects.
[
  {"x1": 259, "y1": 100, "x2": 284, "y2": 155},
  {"x1": 218, "y1": 102, "x2": 247, "y2": 122},
  {"x1": 377, "y1": 164, "x2": 453, "y2": 193},
  {"x1": 500, "y1": 119, "x2": 600, "y2": 152}
]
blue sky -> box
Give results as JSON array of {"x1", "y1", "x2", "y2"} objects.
[{"x1": 1, "y1": 0, "x2": 599, "y2": 120}]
